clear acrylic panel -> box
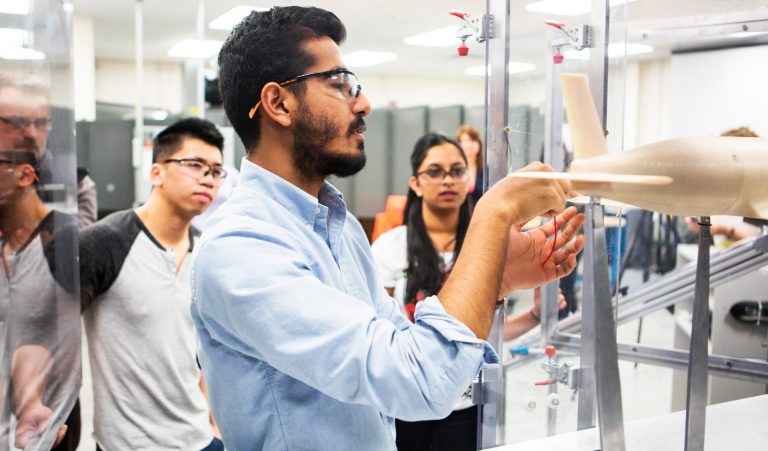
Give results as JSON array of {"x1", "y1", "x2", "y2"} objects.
[{"x1": 0, "y1": 0, "x2": 81, "y2": 449}]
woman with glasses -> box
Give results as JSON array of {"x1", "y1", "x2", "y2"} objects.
[{"x1": 371, "y1": 132, "x2": 563, "y2": 451}]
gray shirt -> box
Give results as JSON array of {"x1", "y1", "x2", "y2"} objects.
[{"x1": 80, "y1": 210, "x2": 212, "y2": 451}]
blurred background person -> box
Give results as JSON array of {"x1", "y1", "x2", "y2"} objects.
[
  {"x1": 455, "y1": 124, "x2": 484, "y2": 205},
  {"x1": 0, "y1": 147, "x2": 80, "y2": 450},
  {"x1": 0, "y1": 72, "x2": 81, "y2": 451}
]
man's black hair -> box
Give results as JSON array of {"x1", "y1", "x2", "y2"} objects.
[
  {"x1": 217, "y1": 6, "x2": 346, "y2": 152},
  {"x1": 152, "y1": 117, "x2": 224, "y2": 163}
]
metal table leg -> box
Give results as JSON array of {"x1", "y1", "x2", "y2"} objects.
[
  {"x1": 685, "y1": 216, "x2": 712, "y2": 451},
  {"x1": 579, "y1": 199, "x2": 626, "y2": 450}
]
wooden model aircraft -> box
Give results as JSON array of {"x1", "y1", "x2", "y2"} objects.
[{"x1": 511, "y1": 73, "x2": 768, "y2": 219}]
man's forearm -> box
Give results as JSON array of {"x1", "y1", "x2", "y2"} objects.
[
  {"x1": 438, "y1": 202, "x2": 511, "y2": 339},
  {"x1": 11, "y1": 345, "x2": 51, "y2": 415}
]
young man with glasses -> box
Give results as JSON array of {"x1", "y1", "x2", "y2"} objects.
[
  {"x1": 79, "y1": 118, "x2": 225, "y2": 451},
  {"x1": 192, "y1": 6, "x2": 585, "y2": 450},
  {"x1": 0, "y1": 73, "x2": 97, "y2": 228}
]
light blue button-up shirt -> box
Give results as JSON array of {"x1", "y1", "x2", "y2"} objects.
[{"x1": 191, "y1": 159, "x2": 498, "y2": 451}]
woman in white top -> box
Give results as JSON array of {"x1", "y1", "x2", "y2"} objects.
[{"x1": 371, "y1": 132, "x2": 563, "y2": 451}]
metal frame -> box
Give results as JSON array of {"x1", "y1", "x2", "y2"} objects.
[
  {"x1": 579, "y1": 201, "x2": 626, "y2": 450},
  {"x1": 478, "y1": 0, "x2": 510, "y2": 448},
  {"x1": 684, "y1": 217, "x2": 712, "y2": 451},
  {"x1": 509, "y1": 233, "x2": 768, "y2": 381}
]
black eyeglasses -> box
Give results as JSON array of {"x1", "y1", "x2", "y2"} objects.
[
  {"x1": 0, "y1": 116, "x2": 51, "y2": 131},
  {"x1": 248, "y1": 68, "x2": 362, "y2": 119},
  {"x1": 416, "y1": 166, "x2": 469, "y2": 183},
  {"x1": 162, "y1": 158, "x2": 227, "y2": 180}
]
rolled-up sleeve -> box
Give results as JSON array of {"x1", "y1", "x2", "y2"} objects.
[{"x1": 193, "y1": 224, "x2": 498, "y2": 421}]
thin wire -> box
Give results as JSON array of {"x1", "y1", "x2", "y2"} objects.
[{"x1": 541, "y1": 218, "x2": 558, "y2": 267}]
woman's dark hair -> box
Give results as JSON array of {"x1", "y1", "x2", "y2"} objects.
[
  {"x1": 217, "y1": 6, "x2": 346, "y2": 151},
  {"x1": 403, "y1": 132, "x2": 473, "y2": 305}
]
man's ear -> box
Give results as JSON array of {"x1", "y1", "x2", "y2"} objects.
[
  {"x1": 16, "y1": 164, "x2": 39, "y2": 188},
  {"x1": 149, "y1": 163, "x2": 163, "y2": 187},
  {"x1": 408, "y1": 176, "x2": 422, "y2": 198},
  {"x1": 260, "y1": 82, "x2": 294, "y2": 128}
]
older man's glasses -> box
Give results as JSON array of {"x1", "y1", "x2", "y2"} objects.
[
  {"x1": 0, "y1": 116, "x2": 51, "y2": 131},
  {"x1": 416, "y1": 166, "x2": 469, "y2": 183},
  {"x1": 162, "y1": 159, "x2": 227, "y2": 180},
  {"x1": 248, "y1": 69, "x2": 362, "y2": 119}
]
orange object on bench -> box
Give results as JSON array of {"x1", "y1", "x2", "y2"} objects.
[{"x1": 371, "y1": 195, "x2": 407, "y2": 242}]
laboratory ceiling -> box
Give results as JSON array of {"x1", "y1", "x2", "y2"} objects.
[{"x1": 72, "y1": 0, "x2": 768, "y2": 78}]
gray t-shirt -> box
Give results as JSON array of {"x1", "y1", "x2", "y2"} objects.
[
  {"x1": 80, "y1": 210, "x2": 212, "y2": 451},
  {"x1": 0, "y1": 211, "x2": 80, "y2": 450}
]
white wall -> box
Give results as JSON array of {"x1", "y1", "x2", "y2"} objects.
[
  {"x1": 669, "y1": 45, "x2": 768, "y2": 137},
  {"x1": 362, "y1": 73, "x2": 484, "y2": 109},
  {"x1": 95, "y1": 59, "x2": 184, "y2": 113},
  {"x1": 635, "y1": 59, "x2": 672, "y2": 145}
]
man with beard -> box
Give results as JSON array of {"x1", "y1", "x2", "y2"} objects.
[
  {"x1": 79, "y1": 118, "x2": 225, "y2": 450},
  {"x1": 0, "y1": 74, "x2": 97, "y2": 228},
  {"x1": 0, "y1": 148, "x2": 80, "y2": 450},
  {"x1": 192, "y1": 6, "x2": 586, "y2": 450}
]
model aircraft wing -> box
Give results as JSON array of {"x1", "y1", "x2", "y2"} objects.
[{"x1": 508, "y1": 171, "x2": 673, "y2": 185}]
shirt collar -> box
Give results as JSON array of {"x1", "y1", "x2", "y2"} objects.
[{"x1": 239, "y1": 158, "x2": 347, "y2": 227}]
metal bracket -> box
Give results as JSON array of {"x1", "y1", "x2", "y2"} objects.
[
  {"x1": 452, "y1": 11, "x2": 490, "y2": 44},
  {"x1": 481, "y1": 13, "x2": 493, "y2": 41},
  {"x1": 752, "y1": 233, "x2": 768, "y2": 253},
  {"x1": 546, "y1": 21, "x2": 593, "y2": 50},
  {"x1": 567, "y1": 366, "x2": 581, "y2": 390}
]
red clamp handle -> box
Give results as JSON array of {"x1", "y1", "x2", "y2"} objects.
[
  {"x1": 449, "y1": 10, "x2": 469, "y2": 20},
  {"x1": 534, "y1": 379, "x2": 554, "y2": 386},
  {"x1": 545, "y1": 20, "x2": 566, "y2": 30}
]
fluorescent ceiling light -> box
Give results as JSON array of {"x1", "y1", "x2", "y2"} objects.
[
  {"x1": 209, "y1": 5, "x2": 270, "y2": 30},
  {"x1": 728, "y1": 31, "x2": 768, "y2": 39},
  {"x1": 150, "y1": 111, "x2": 169, "y2": 121},
  {"x1": 167, "y1": 39, "x2": 223, "y2": 58},
  {"x1": 404, "y1": 26, "x2": 461, "y2": 47},
  {"x1": 465, "y1": 62, "x2": 537, "y2": 76},
  {"x1": 0, "y1": 28, "x2": 27, "y2": 47},
  {"x1": 0, "y1": 0, "x2": 29, "y2": 15},
  {"x1": 344, "y1": 50, "x2": 397, "y2": 68},
  {"x1": 525, "y1": 0, "x2": 637, "y2": 17},
  {"x1": 563, "y1": 42, "x2": 652, "y2": 60},
  {"x1": 0, "y1": 47, "x2": 45, "y2": 61}
]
